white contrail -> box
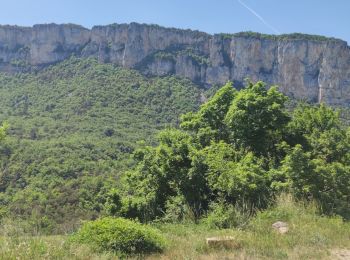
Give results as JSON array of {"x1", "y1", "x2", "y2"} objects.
[{"x1": 237, "y1": 0, "x2": 281, "y2": 34}]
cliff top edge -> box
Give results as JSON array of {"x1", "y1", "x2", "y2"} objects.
[{"x1": 0, "y1": 22, "x2": 347, "y2": 45}]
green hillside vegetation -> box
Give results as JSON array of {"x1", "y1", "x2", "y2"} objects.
[
  {"x1": 110, "y1": 82, "x2": 350, "y2": 225},
  {"x1": 0, "y1": 58, "x2": 349, "y2": 258},
  {"x1": 217, "y1": 31, "x2": 342, "y2": 42},
  {"x1": 1, "y1": 193, "x2": 350, "y2": 259},
  {"x1": 0, "y1": 57, "x2": 202, "y2": 233}
]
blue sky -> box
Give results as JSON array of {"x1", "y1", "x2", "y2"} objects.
[{"x1": 0, "y1": 0, "x2": 349, "y2": 43}]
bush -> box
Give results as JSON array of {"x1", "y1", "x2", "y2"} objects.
[
  {"x1": 72, "y1": 217, "x2": 165, "y2": 255},
  {"x1": 203, "y1": 202, "x2": 250, "y2": 229},
  {"x1": 163, "y1": 195, "x2": 196, "y2": 223}
]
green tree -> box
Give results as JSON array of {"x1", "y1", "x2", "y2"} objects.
[
  {"x1": 114, "y1": 81, "x2": 350, "y2": 222},
  {"x1": 279, "y1": 145, "x2": 350, "y2": 218},
  {"x1": 181, "y1": 82, "x2": 236, "y2": 146},
  {"x1": 203, "y1": 141, "x2": 270, "y2": 207},
  {"x1": 224, "y1": 81, "x2": 290, "y2": 157},
  {"x1": 120, "y1": 129, "x2": 208, "y2": 221},
  {"x1": 289, "y1": 104, "x2": 349, "y2": 163}
]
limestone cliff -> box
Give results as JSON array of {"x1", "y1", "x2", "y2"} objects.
[{"x1": 0, "y1": 23, "x2": 349, "y2": 106}]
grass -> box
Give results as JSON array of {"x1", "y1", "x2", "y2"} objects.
[
  {"x1": 1, "y1": 195, "x2": 349, "y2": 259},
  {"x1": 0, "y1": 235, "x2": 119, "y2": 260}
]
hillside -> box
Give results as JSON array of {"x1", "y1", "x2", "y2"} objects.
[
  {"x1": 0, "y1": 23, "x2": 350, "y2": 106},
  {"x1": 0, "y1": 57, "x2": 203, "y2": 232},
  {"x1": 0, "y1": 21, "x2": 349, "y2": 259},
  {"x1": 0, "y1": 78, "x2": 349, "y2": 259}
]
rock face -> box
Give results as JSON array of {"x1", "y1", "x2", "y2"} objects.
[{"x1": 0, "y1": 22, "x2": 349, "y2": 106}]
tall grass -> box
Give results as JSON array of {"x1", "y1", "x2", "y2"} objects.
[
  {"x1": 0, "y1": 195, "x2": 349, "y2": 259},
  {"x1": 149, "y1": 195, "x2": 350, "y2": 259},
  {"x1": 0, "y1": 218, "x2": 116, "y2": 259}
]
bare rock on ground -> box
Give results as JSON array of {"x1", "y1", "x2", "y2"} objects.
[
  {"x1": 206, "y1": 236, "x2": 241, "y2": 249},
  {"x1": 272, "y1": 221, "x2": 289, "y2": 234}
]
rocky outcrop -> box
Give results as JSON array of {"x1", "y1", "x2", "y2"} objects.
[{"x1": 0, "y1": 22, "x2": 349, "y2": 106}]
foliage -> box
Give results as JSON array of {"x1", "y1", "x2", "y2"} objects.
[
  {"x1": 2, "y1": 196, "x2": 350, "y2": 259},
  {"x1": 0, "y1": 57, "x2": 202, "y2": 232},
  {"x1": 0, "y1": 122, "x2": 8, "y2": 141},
  {"x1": 279, "y1": 146, "x2": 350, "y2": 219},
  {"x1": 163, "y1": 194, "x2": 191, "y2": 223},
  {"x1": 203, "y1": 143, "x2": 270, "y2": 206},
  {"x1": 224, "y1": 81, "x2": 290, "y2": 156},
  {"x1": 203, "y1": 201, "x2": 249, "y2": 229},
  {"x1": 227, "y1": 31, "x2": 341, "y2": 42},
  {"x1": 0, "y1": 55, "x2": 349, "y2": 237},
  {"x1": 119, "y1": 128, "x2": 206, "y2": 221},
  {"x1": 143, "y1": 46, "x2": 211, "y2": 69},
  {"x1": 181, "y1": 82, "x2": 236, "y2": 145},
  {"x1": 275, "y1": 104, "x2": 350, "y2": 218},
  {"x1": 115, "y1": 81, "x2": 350, "y2": 223},
  {"x1": 72, "y1": 217, "x2": 165, "y2": 255}
]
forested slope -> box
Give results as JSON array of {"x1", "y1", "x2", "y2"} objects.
[{"x1": 0, "y1": 57, "x2": 202, "y2": 232}]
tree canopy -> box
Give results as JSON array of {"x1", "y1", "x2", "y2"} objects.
[
  {"x1": 115, "y1": 81, "x2": 350, "y2": 222},
  {"x1": 0, "y1": 57, "x2": 202, "y2": 232}
]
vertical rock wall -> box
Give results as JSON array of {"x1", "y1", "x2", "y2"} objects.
[{"x1": 0, "y1": 23, "x2": 349, "y2": 105}]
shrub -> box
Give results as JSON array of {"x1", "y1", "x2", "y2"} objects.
[
  {"x1": 203, "y1": 202, "x2": 250, "y2": 229},
  {"x1": 163, "y1": 195, "x2": 195, "y2": 223},
  {"x1": 72, "y1": 217, "x2": 165, "y2": 256}
]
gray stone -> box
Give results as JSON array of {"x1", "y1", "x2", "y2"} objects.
[
  {"x1": 0, "y1": 22, "x2": 349, "y2": 106},
  {"x1": 272, "y1": 221, "x2": 289, "y2": 234}
]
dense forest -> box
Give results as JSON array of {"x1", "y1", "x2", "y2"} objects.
[{"x1": 0, "y1": 57, "x2": 204, "y2": 232}]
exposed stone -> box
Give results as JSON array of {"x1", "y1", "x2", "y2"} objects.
[
  {"x1": 0, "y1": 22, "x2": 349, "y2": 106},
  {"x1": 272, "y1": 221, "x2": 289, "y2": 234},
  {"x1": 206, "y1": 236, "x2": 240, "y2": 249}
]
